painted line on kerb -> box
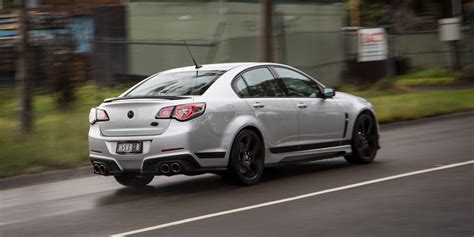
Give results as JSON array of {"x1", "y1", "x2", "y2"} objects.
[{"x1": 111, "y1": 160, "x2": 474, "y2": 237}]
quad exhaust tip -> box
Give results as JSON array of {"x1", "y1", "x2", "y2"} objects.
[
  {"x1": 171, "y1": 162, "x2": 182, "y2": 173},
  {"x1": 93, "y1": 164, "x2": 109, "y2": 175},
  {"x1": 99, "y1": 165, "x2": 108, "y2": 175},
  {"x1": 93, "y1": 164, "x2": 100, "y2": 174},
  {"x1": 159, "y1": 163, "x2": 182, "y2": 174},
  {"x1": 159, "y1": 163, "x2": 171, "y2": 174}
]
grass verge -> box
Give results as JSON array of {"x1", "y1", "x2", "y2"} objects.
[
  {"x1": 0, "y1": 84, "x2": 124, "y2": 178},
  {"x1": 0, "y1": 85, "x2": 473, "y2": 178},
  {"x1": 369, "y1": 89, "x2": 474, "y2": 123},
  {"x1": 393, "y1": 68, "x2": 462, "y2": 87}
]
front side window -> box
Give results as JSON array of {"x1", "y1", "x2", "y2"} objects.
[
  {"x1": 240, "y1": 68, "x2": 285, "y2": 97},
  {"x1": 125, "y1": 70, "x2": 225, "y2": 97},
  {"x1": 273, "y1": 67, "x2": 321, "y2": 98}
]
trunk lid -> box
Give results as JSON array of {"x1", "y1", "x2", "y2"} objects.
[{"x1": 98, "y1": 98, "x2": 192, "y2": 136}]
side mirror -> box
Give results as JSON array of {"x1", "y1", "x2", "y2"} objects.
[{"x1": 323, "y1": 88, "x2": 335, "y2": 98}]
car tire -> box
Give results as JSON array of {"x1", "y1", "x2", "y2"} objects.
[
  {"x1": 114, "y1": 174, "x2": 154, "y2": 187},
  {"x1": 221, "y1": 129, "x2": 265, "y2": 186},
  {"x1": 344, "y1": 113, "x2": 379, "y2": 164}
]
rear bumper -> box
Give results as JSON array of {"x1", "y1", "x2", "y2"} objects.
[
  {"x1": 90, "y1": 154, "x2": 226, "y2": 176},
  {"x1": 88, "y1": 121, "x2": 227, "y2": 175}
]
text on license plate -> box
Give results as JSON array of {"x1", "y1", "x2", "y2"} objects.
[{"x1": 116, "y1": 142, "x2": 143, "y2": 154}]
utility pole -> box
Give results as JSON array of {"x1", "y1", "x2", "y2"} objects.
[
  {"x1": 450, "y1": 0, "x2": 462, "y2": 71},
  {"x1": 348, "y1": 0, "x2": 360, "y2": 27},
  {"x1": 16, "y1": 0, "x2": 33, "y2": 136},
  {"x1": 260, "y1": 0, "x2": 273, "y2": 62}
]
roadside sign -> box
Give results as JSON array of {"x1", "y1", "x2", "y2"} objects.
[
  {"x1": 439, "y1": 17, "x2": 462, "y2": 41},
  {"x1": 357, "y1": 28, "x2": 388, "y2": 62}
]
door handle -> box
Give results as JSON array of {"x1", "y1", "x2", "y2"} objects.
[
  {"x1": 253, "y1": 102, "x2": 265, "y2": 109},
  {"x1": 297, "y1": 103, "x2": 308, "y2": 109}
]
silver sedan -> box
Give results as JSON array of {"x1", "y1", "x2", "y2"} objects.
[{"x1": 88, "y1": 63, "x2": 380, "y2": 186}]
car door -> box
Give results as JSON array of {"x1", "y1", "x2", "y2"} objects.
[
  {"x1": 234, "y1": 67, "x2": 299, "y2": 151},
  {"x1": 272, "y1": 66, "x2": 345, "y2": 148}
]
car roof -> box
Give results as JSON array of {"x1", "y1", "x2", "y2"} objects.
[{"x1": 160, "y1": 62, "x2": 272, "y2": 73}]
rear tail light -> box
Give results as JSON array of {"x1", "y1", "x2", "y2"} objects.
[
  {"x1": 156, "y1": 103, "x2": 206, "y2": 121},
  {"x1": 157, "y1": 106, "x2": 174, "y2": 119},
  {"x1": 89, "y1": 108, "x2": 110, "y2": 125}
]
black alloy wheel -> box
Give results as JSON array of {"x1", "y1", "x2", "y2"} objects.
[
  {"x1": 345, "y1": 113, "x2": 379, "y2": 164},
  {"x1": 222, "y1": 129, "x2": 265, "y2": 185}
]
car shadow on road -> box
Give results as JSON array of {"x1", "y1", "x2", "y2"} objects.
[
  {"x1": 262, "y1": 159, "x2": 351, "y2": 181},
  {"x1": 96, "y1": 158, "x2": 384, "y2": 207}
]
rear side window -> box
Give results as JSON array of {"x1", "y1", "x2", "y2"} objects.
[
  {"x1": 125, "y1": 70, "x2": 225, "y2": 97},
  {"x1": 235, "y1": 76, "x2": 252, "y2": 97},
  {"x1": 239, "y1": 68, "x2": 285, "y2": 97},
  {"x1": 273, "y1": 67, "x2": 321, "y2": 98}
]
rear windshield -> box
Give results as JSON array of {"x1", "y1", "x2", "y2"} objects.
[{"x1": 124, "y1": 70, "x2": 225, "y2": 97}]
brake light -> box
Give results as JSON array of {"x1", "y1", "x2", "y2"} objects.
[
  {"x1": 89, "y1": 108, "x2": 110, "y2": 125},
  {"x1": 156, "y1": 106, "x2": 174, "y2": 119},
  {"x1": 89, "y1": 108, "x2": 96, "y2": 124},
  {"x1": 156, "y1": 103, "x2": 206, "y2": 121},
  {"x1": 174, "y1": 103, "x2": 206, "y2": 121}
]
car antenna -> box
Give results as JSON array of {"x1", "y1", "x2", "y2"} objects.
[{"x1": 183, "y1": 40, "x2": 202, "y2": 70}]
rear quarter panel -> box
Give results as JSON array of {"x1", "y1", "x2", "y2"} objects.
[{"x1": 195, "y1": 65, "x2": 282, "y2": 166}]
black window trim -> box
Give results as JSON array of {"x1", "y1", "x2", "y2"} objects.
[
  {"x1": 269, "y1": 65, "x2": 325, "y2": 98},
  {"x1": 231, "y1": 65, "x2": 289, "y2": 98}
]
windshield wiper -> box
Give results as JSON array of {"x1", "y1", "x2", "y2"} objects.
[{"x1": 103, "y1": 96, "x2": 189, "y2": 103}]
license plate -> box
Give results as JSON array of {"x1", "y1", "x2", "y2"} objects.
[{"x1": 116, "y1": 142, "x2": 143, "y2": 154}]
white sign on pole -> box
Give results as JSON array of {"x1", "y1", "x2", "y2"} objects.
[
  {"x1": 439, "y1": 17, "x2": 462, "y2": 41},
  {"x1": 357, "y1": 28, "x2": 388, "y2": 62}
]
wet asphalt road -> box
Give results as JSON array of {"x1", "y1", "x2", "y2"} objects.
[{"x1": 1, "y1": 113, "x2": 473, "y2": 237}]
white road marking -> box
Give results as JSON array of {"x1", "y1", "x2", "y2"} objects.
[{"x1": 111, "y1": 160, "x2": 474, "y2": 237}]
